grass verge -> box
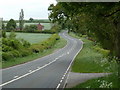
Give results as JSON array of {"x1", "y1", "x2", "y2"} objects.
[
  {"x1": 2, "y1": 37, "x2": 67, "y2": 68},
  {"x1": 72, "y1": 73, "x2": 118, "y2": 88},
  {"x1": 67, "y1": 32, "x2": 118, "y2": 88},
  {"x1": 69, "y1": 32, "x2": 116, "y2": 73}
]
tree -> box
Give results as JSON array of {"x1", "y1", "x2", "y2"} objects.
[
  {"x1": 19, "y1": 9, "x2": 24, "y2": 30},
  {"x1": 6, "y1": 19, "x2": 16, "y2": 30},
  {"x1": 2, "y1": 23, "x2": 5, "y2": 30},
  {"x1": 24, "y1": 25, "x2": 37, "y2": 32},
  {"x1": 48, "y1": 2, "x2": 120, "y2": 85},
  {"x1": 29, "y1": 18, "x2": 34, "y2": 22}
]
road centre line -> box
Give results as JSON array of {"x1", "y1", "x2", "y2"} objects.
[{"x1": 56, "y1": 39, "x2": 83, "y2": 89}]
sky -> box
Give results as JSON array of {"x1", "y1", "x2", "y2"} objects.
[{"x1": 0, "y1": 0, "x2": 57, "y2": 20}]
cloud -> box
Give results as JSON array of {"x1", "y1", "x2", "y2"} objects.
[{"x1": 0, "y1": 0, "x2": 57, "y2": 20}]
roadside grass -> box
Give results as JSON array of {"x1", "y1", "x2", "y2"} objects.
[
  {"x1": 67, "y1": 32, "x2": 118, "y2": 88},
  {"x1": 6, "y1": 32, "x2": 51, "y2": 44},
  {"x1": 69, "y1": 32, "x2": 116, "y2": 73},
  {"x1": 72, "y1": 73, "x2": 118, "y2": 88},
  {"x1": 2, "y1": 37, "x2": 67, "y2": 68}
]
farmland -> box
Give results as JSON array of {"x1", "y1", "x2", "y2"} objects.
[{"x1": 6, "y1": 32, "x2": 51, "y2": 44}]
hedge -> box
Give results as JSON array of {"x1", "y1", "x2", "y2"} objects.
[{"x1": 2, "y1": 34, "x2": 60, "y2": 61}]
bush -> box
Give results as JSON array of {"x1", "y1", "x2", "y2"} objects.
[
  {"x1": 20, "y1": 39, "x2": 31, "y2": 48},
  {"x1": 2, "y1": 52, "x2": 14, "y2": 61},
  {"x1": 2, "y1": 33, "x2": 60, "y2": 61},
  {"x1": 93, "y1": 45, "x2": 110, "y2": 57},
  {"x1": 9, "y1": 31, "x2": 16, "y2": 38},
  {"x1": 24, "y1": 25, "x2": 37, "y2": 32},
  {"x1": 19, "y1": 49, "x2": 32, "y2": 57},
  {"x1": 2, "y1": 44, "x2": 14, "y2": 52}
]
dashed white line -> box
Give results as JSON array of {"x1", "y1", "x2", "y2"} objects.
[
  {"x1": 60, "y1": 80, "x2": 63, "y2": 83},
  {"x1": 14, "y1": 76, "x2": 18, "y2": 78},
  {"x1": 62, "y1": 77, "x2": 64, "y2": 80},
  {"x1": 56, "y1": 83, "x2": 61, "y2": 89},
  {"x1": 29, "y1": 70, "x2": 32, "y2": 72},
  {"x1": 56, "y1": 38, "x2": 83, "y2": 89}
]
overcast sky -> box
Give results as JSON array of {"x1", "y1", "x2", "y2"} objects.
[{"x1": 0, "y1": 0, "x2": 57, "y2": 20}]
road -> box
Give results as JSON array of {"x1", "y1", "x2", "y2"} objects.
[{"x1": 1, "y1": 31, "x2": 83, "y2": 89}]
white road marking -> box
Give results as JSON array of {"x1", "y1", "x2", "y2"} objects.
[
  {"x1": 67, "y1": 52, "x2": 69, "y2": 54},
  {"x1": 14, "y1": 76, "x2": 18, "y2": 78},
  {"x1": 60, "y1": 80, "x2": 63, "y2": 83},
  {"x1": 0, "y1": 57, "x2": 60, "y2": 87},
  {"x1": 29, "y1": 70, "x2": 32, "y2": 72},
  {"x1": 56, "y1": 83, "x2": 61, "y2": 89},
  {"x1": 57, "y1": 38, "x2": 83, "y2": 89},
  {"x1": 62, "y1": 77, "x2": 64, "y2": 80}
]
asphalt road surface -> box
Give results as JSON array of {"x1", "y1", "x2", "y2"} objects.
[{"x1": 1, "y1": 31, "x2": 83, "y2": 89}]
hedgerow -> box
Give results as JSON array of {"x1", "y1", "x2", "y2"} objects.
[{"x1": 2, "y1": 32, "x2": 60, "y2": 61}]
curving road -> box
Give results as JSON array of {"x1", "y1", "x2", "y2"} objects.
[{"x1": 1, "y1": 31, "x2": 83, "y2": 89}]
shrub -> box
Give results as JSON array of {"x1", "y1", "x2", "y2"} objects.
[
  {"x1": 9, "y1": 31, "x2": 16, "y2": 38},
  {"x1": 2, "y1": 30, "x2": 7, "y2": 38},
  {"x1": 2, "y1": 52, "x2": 14, "y2": 61},
  {"x1": 24, "y1": 25, "x2": 37, "y2": 32},
  {"x1": 2, "y1": 44, "x2": 14, "y2": 52},
  {"x1": 12, "y1": 50, "x2": 21, "y2": 57},
  {"x1": 93, "y1": 46, "x2": 110, "y2": 57},
  {"x1": 20, "y1": 39, "x2": 31, "y2": 48},
  {"x1": 19, "y1": 49, "x2": 32, "y2": 57}
]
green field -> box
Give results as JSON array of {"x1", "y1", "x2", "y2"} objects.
[{"x1": 6, "y1": 32, "x2": 51, "y2": 44}]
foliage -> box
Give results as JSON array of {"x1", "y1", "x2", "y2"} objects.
[
  {"x1": 2, "y1": 23, "x2": 5, "y2": 30},
  {"x1": 29, "y1": 18, "x2": 34, "y2": 22},
  {"x1": 2, "y1": 33, "x2": 60, "y2": 61},
  {"x1": 50, "y1": 24, "x2": 61, "y2": 33},
  {"x1": 48, "y1": 2, "x2": 120, "y2": 58},
  {"x1": 9, "y1": 31, "x2": 16, "y2": 39},
  {"x1": 19, "y1": 9, "x2": 24, "y2": 30},
  {"x1": 2, "y1": 30, "x2": 6, "y2": 38},
  {"x1": 6, "y1": 19, "x2": 16, "y2": 30},
  {"x1": 24, "y1": 25, "x2": 37, "y2": 32}
]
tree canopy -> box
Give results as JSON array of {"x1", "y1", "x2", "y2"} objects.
[
  {"x1": 6, "y1": 19, "x2": 16, "y2": 30},
  {"x1": 48, "y1": 2, "x2": 120, "y2": 59}
]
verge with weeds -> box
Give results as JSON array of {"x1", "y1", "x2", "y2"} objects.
[{"x1": 68, "y1": 32, "x2": 118, "y2": 88}]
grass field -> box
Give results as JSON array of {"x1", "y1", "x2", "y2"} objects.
[
  {"x1": 2, "y1": 37, "x2": 67, "y2": 68},
  {"x1": 6, "y1": 32, "x2": 51, "y2": 44}
]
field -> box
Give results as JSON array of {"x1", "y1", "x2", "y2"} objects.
[{"x1": 6, "y1": 32, "x2": 51, "y2": 44}]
